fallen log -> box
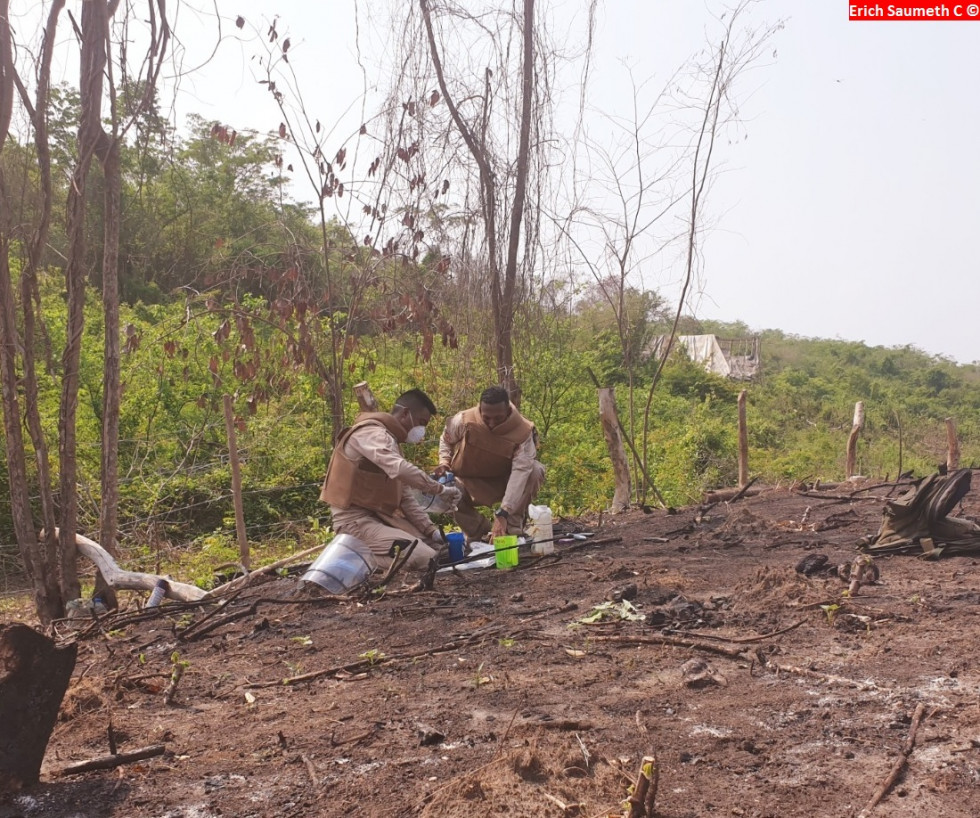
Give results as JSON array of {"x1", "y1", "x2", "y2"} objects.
[
  {"x1": 589, "y1": 634, "x2": 746, "y2": 661},
  {"x1": 55, "y1": 744, "x2": 166, "y2": 777},
  {"x1": 702, "y1": 485, "x2": 767, "y2": 503},
  {"x1": 727, "y1": 475, "x2": 759, "y2": 504},
  {"x1": 755, "y1": 654, "x2": 887, "y2": 691},
  {"x1": 67, "y1": 531, "x2": 207, "y2": 602}
]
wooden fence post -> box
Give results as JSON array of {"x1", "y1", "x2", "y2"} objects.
[
  {"x1": 945, "y1": 417, "x2": 960, "y2": 472},
  {"x1": 737, "y1": 390, "x2": 748, "y2": 488},
  {"x1": 354, "y1": 381, "x2": 379, "y2": 412},
  {"x1": 598, "y1": 387, "x2": 631, "y2": 513},
  {"x1": 845, "y1": 401, "x2": 864, "y2": 479},
  {"x1": 223, "y1": 394, "x2": 249, "y2": 571},
  {"x1": 894, "y1": 410, "x2": 904, "y2": 479}
]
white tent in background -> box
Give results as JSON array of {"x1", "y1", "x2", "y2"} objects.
[{"x1": 648, "y1": 335, "x2": 761, "y2": 381}]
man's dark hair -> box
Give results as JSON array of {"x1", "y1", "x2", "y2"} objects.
[
  {"x1": 395, "y1": 388, "x2": 437, "y2": 416},
  {"x1": 479, "y1": 386, "x2": 510, "y2": 406}
]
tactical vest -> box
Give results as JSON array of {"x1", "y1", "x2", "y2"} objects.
[
  {"x1": 320, "y1": 413, "x2": 407, "y2": 514},
  {"x1": 449, "y1": 405, "x2": 535, "y2": 479}
]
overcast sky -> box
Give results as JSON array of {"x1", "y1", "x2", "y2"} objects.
[{"x1": 165, "y1": 1, "x2": 980, "y2": 364}]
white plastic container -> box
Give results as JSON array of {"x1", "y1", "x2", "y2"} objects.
[
  {"x1": 410, "y1": 489, "x2": 455, "y2": 514},
  {"x1": 302, "y1": 534, "x2": 376, "y2": 594},
  {"x1": 527, "y1": 504, "x2": 554, "y2": 555}
]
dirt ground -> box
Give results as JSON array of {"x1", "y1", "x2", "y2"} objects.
[{"x1": 4, "y1": 477, "x2": 980, "y2": 818}]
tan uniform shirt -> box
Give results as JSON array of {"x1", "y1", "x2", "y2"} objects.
[
  {"x1": 339, "y1": 423, "x2": 442, "y2": 538},
  {"x1": 439, "y1": 412, "x2": 538, "y2": 513}
]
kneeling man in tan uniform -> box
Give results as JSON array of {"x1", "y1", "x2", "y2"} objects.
[
  {"x1": 435, "y1": 386, "x2": 545, "y2": 542},
  {"x1": 321, "y1": 389, "x2": 462, "y2": 572}
]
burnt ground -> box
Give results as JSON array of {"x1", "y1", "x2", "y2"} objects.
[{"x1": 4, "y1": 479, "x2": 980, "y2": 818}]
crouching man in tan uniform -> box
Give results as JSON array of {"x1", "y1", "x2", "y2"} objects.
[
  {"x1": 435, "y1": 386, "x2": 545, "y2": 542},
  {"x1": 320, "y1": 389, "x2": 462, "y2": 572}
]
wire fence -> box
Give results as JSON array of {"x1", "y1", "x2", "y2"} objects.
[{"x1": 0, "y1": 477, "x2": 333, "y2": 589}]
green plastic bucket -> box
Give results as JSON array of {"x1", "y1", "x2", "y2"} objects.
[{"x1": 493, "y1": 535, "x2": 519, "y2": 569}]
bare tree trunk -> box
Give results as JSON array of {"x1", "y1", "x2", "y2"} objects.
[
  {"x1": 0, "y1": 0, "x2": 10, "y2": 152},
  {"x1": 0, "y1": 0, "x2": 64, "y2": 625},
  {"x1": 4, "y1": 0, "x2": 168, "y2": 622},
  {"x1": 846, "y1": 401, "x2": 864, "y2": 479},
  {"x1": 0, "y1": 262, "x2": 58, "y2": 622},
  {"x1": 498, "y1": 0, "x2": 535, "y2": 403},
  {"x1": 16, "y1": 1, "x2": 65, "y2": 622},
  {"x1": 599, "y1": 388, "x2": 631, "y2": 513},
  {"x1": 59, "y1": 0, "x2": 111, "y2": 602},
  {"x1": 99, "y1": 136, "x2": 122, "y2": 560},
  {"x1": 94, "y1": 131, "x2": 122, "y2": 609},
  {"x1": 91, "y1": 0, "x2": 169, "y2": 602},
  {"x1": 419, "y1": 0, "x2": 499, "y2": 296},
  {"x1": 315, "y1": 203, "x2": 346, "y2": 442},
  {"x1": 419, "y1": 0, "x2": 534, "y2": 403},
  {"x1": 223, "y1": 395, "x2": 250, "y2": 571},
  {"x1": 0, "y1": 257, "x2": 61, "y2": 620},
  {"x1": 737, "y1": 390, "x2": 749, "y2": 487},
  {"x1": 97, "y1": 2, "x2": 169, "y2": 554}
]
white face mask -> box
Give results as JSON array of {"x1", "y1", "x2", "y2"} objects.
[{"x1": 397, "y1": 404, "x2": 427, "y2": 444}]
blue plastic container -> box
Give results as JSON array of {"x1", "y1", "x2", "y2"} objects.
[{"x1": 446, "y1": 532, "x2": 465, "y2": 563}]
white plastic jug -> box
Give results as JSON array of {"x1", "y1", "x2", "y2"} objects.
[{"x1": 527, "y1": 504, "x2": 554, "y2": 555}]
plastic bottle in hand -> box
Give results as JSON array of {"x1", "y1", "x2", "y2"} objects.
[{"x1": 413, "y1": 472, "x2": 456, "y2": 514}]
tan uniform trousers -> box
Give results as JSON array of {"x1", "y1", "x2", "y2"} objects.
[
  {"x1": 452, "y1": 460, "x2": 546, "y2": 541},
  {"x1": 330, "y1": 506, "x2": 438, "y2": 572}
]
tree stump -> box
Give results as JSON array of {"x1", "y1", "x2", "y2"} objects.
[{"x1": 0, "y1": 624, "x2": 78, "y2": 793}]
